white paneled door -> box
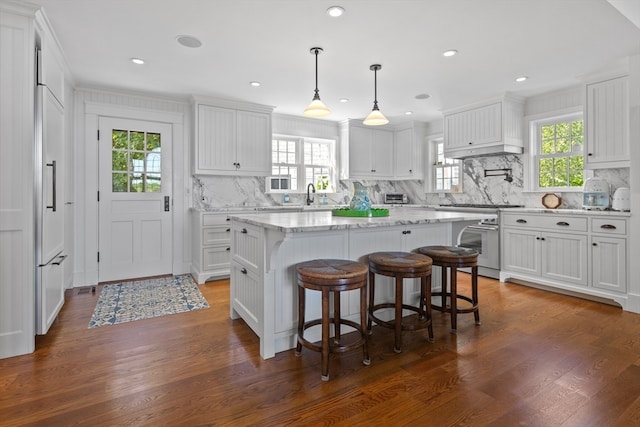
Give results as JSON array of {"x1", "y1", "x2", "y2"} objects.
[{"x1": 98, "y1": 117, "x2": 173, "y2": 282}]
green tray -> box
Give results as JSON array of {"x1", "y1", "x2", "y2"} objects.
[{"x1": 331, "y1": 208, "x2": 389, "y2": 217}]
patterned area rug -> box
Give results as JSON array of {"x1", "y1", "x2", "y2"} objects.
[{"x1": 88, "y1": 274, "x2": 209, "y2": 328}]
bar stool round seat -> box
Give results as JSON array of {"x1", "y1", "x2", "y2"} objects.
[
  {"x1": 417, "y1": 245, "x2": 479, "y2": 333},
  {"x1": 367, "y1": 251, "x2": 434, "y2": 353},
  {"x1": 295, "y1": 259, "x2": 370, "y2": 381}
]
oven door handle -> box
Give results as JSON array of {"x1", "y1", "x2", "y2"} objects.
[{"x1": 465, "y1": 224, "x2": 499, "y2": 232}]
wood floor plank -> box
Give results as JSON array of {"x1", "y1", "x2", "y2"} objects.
[{"x1": 1, "y1": 275, "x2": 640, "y2": 426}]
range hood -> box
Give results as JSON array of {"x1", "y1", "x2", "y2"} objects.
[{"x1": 444, "y1": 143, "x2": 523, "y2": 159}]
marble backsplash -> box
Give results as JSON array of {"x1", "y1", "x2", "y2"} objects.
[{"x1": 192, "y1": 155, "x2": 629, "y2": 210}]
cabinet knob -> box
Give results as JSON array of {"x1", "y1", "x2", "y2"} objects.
[
  {"x1": 241, "y1": 267, "x2": 247, "y2": 274},
  {"x1": 226, "y1": 228, "x2": 231, "y2": 232},
  {"x1": 226, "y1": 247, "x2": 231, "y2": 251},
  {"x1": 592, "y1": 243, "x2": 597, "y2": 246},
  {"x1": 241, "y1": 228, "x2": 248, "y2": 234},
  {"x1": 468, "y1": 141, "x2": 473, "y2": 145},
  {"x1": 587, "y1": 153, "x2": 593, "y2": 156},
  {"x1": 236, "y1": 162, "x2": 241, "y2": 169}
]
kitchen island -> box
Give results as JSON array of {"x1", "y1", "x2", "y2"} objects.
[{"x1": 229, "y1": 209, "x2": 494, "y2": 359}]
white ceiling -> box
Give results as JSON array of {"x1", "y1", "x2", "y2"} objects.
[{"x1": 32, "y1": 0, "x2": 640, "y2": 123}]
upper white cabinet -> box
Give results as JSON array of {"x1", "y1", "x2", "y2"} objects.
[
  {"x1": 585, "y1": 75, "x2": 629, "y2": 168},
  {"x1": 194, "y1": 97, "x2": 273, "y2": 176},
  {"x1": 443, "y1": 94, "x2": 524, "y2": 159},
  {"x1": 341, "y1": 120, "x2": 425, "y2": 180}
]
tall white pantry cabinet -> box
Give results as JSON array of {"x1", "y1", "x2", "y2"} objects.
[{"x1": 0, "y1": 1, "x2": 37, "y2": 359}]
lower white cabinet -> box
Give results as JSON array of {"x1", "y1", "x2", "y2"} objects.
[
  {"x1": 501, "y1": 211, "x2": 629, "y2": 308},
  {"x1": 191, "y1": 211, "x2": 235, "y2": 283}
]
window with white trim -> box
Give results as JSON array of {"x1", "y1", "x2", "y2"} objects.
[
  {"x1": 431, "y1": 139, "x2": 462, "y2": 192},
  {"x1": 271, "y1": 136, "x2": 336, "y2": 192},
  {"x1": 531, "y1": 113, "x2": 584, "y2": 190}
]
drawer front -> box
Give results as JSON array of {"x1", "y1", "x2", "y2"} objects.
[
  {"x1": 202, "y1": 213, "x2": 233, "y2": 226},
  {"x1": 203, "y1": 225, "x2": 231, "y2": 245},
  {"x1": 203, "y1": 246, "x2": 231, "y2": 271},
  {"x1": 591, "y1": 218, "x2": 627, "y2": 235},
  {"x1": 502, "y1": 214, "x2": 587, "y2": 232},
  {"x1": 232, "y1": 224, "x2": 263, "y2": 273}
]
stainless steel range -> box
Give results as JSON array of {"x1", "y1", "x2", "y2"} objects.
[{"x1": 436, "y1": 204, "x2": 524, "y2": 279}]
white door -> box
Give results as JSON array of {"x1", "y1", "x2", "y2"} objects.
[{"x1": 98, "y1": 117, "x2": 173, "y2": 282}]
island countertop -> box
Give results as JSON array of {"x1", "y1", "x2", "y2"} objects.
[{"x1": 229, "y1": 209, "x2": 495, "y2": 233}]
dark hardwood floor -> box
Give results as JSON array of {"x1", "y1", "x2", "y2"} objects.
[{"x1": 2, "y1": 275, "x2": 640, "y2": 426}]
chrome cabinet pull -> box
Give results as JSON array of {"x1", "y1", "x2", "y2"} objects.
[
  {"x1": 600, "y1": 224, "x2": 617, "y2": 230},
  {"x1": 46, "y1": 160, "x2": 57, "y2": 212},
  {"x1": 556, "y1": 221, "x2": 570, "y2": 226}
]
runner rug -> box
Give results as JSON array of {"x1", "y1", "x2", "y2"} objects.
[{"x1": 88, "y1": 274, "x2": 209, "y2": 328}]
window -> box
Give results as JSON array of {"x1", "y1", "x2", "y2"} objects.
[
  {"x1": 533, "y1": 114, "x2": 584, "y2": 190},
  {"x1": 111, "y1": 129, "x2": 161, "y2": 192},
  {"x1": 271, "y1": 136, "x2": 335, "y2": 192},
  {"x1": 431, "y1": 139, "x2": 462, "y2": 192}
]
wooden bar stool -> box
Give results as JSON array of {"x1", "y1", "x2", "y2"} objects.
[
  {"x1": 418, "y1": 245, "x2": 479, "y2": 333},
  {"x1": 367, "y1": 252, "x2": 434, "y2": 353},
  {"x1": 295, "y1": 259, "x2": 370, "y2": 381}
]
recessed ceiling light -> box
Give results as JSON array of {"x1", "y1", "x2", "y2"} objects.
[
  {"x1": 177, "y1": 35, "x2": 202, "y2": 48},
  {"x1": 405, "y1": 111, "x2": 413, "y2": 116},
  {"x1": 515, "y1": 76, "x2": 528, "y2": 82},
  {"x1": 415, "y1": 93, "x2": 431, "y2": 100},
  {"x1": 327, "y1": 6, "x2": 345, "y2": 17},
  {"x1": 442, "y1": 49, "x2": 458, "y2": 57},
  {"x1": 339, "y1": 98, "x2": 349, "y2": 103},
  {"x1": 131, "y1": 58, "x2": 145, "y2": 65},
  {"x1": 250, "y1": 81, "x2": 261, "y2": 87}
]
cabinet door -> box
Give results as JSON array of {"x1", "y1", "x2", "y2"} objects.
[
  {"x1": 371, "y1": 129, "x2": 394, "y2": 178},
  {"x1": 235, "y1": 110, "x2": 271, "y2": 175},
  {"x1": 540, "y1": 232, "x2": 588, "y2": 287},
  {"x1": 394, "y1": 128, "x2": 415, "y2": 179},
  {"x1": 585, "y1": 76, "x2": 629, "y2": 168},
  {"x1": 591, "y1": 236, "x2": 626, "y2": 293},
  {"x1": 348, "y1": 126, "x2": 374, "y2": 177},
  {"x1": 502, "y1": 228, "x2": 540, "y2": 276},
  {"x1": 196, "y1": 105, "x2": 236, "y2": 172}
]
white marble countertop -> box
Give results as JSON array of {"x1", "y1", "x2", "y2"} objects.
[
  {"x1": 501, "y1": 208, "x2": 631, "y2": 216},
  {"x1": 229, "y1": 209, "x2": 495, "y2": 233}
]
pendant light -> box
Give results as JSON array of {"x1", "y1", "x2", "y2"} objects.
[
  {"x1": 303, "y1": 47, "x2": 331, "y2": 118},
  {"x1": 363, "y1": 64, "x2": 389, "y2": 126}
]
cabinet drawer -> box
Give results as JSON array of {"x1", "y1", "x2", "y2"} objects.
[
  {"x1": 203, "y1": 246, "x2": 231, "y2": 271},
  {"x1": 591, "y1": 218, "x2": 627, "y2": 235},
  {"x1": 203, "y1": 213, "x2": 232, "y2": 226},
  {"x1": 502, "y1": 214, "x2": 587, "y2": 232},
  {"x1": 203, "y1": 226, "x2": 231, "y2": 245},
  {"x1": 232, "y1": 224, "x2": 262, "y2": 272}
]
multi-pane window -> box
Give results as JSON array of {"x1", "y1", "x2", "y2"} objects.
[
  {"x1": 535, "y1": 115, "x2": 584, "y2": 189},
  {"x1": 271, "y1": 136, "x2": 335, "y2": 192},
  {"x1": 433, "y1": 140, "x2": 462, "y2": 192},
  {"x1": 111, "y1": 129, "x2": 161, "y2": 192}
]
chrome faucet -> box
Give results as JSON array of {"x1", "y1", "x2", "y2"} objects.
[{"x1": 306, "y1": 183, "x2": 316, "y2": 206}]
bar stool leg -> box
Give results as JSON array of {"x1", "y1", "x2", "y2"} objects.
[
  {"x1": 367, "y1": 271, "x2": 375, "y2": 334},
  {"x1": 295, "y1": 285, "x2": 305, "y2": 356},
  {"x1": 321, "y1": 288, "x2": 331, "y2": 381},
  {"x1": 423, "y1": 275, "x2": 434, "y2": 342},
  {"x1": 360, "y1": 285, "x2": 371, "y2": 365},
  {"x1": 472, "y1": 265, "x2": 480, "y2": 325},
  {"x1": 334, "y1": 291, "x2": 341, "y2": 343},
  {"x1": 450, "y1": 266, "x2": 457, "y2": 333},
  {"x1": 394, "y1": 275, "x2": 403, "y2": 353}
]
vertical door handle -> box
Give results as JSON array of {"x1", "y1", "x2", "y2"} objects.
[
  {"x1": 46, "y1": 160, "x2": 57, "y2": 212},
  {"x1": 164, "y1": 196, "x2": 170, "y2": 212}
]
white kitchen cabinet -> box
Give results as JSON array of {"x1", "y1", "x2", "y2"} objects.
[
  {"x1": 191, "y1": 211, "x2": 236, "y2": 283},
  {"x1": 585, "y1": 75, "x2": 629, "y2": 168},
  {"x1": 348, "y1": 124, "x2": 394, "y2": 179},
  {"x1": 589, "y1": 217, "x2": 628, "y2": 293},
  {"x1": 194, "y1": 97, "x2": 273, "y2": 176},
  {"x1": 443, "y1": 95, "x2": 524, "y2": 159},
  {"x1": 501, "y1": 211, "x2": 630, "y2": 307},
  {"x1": 394, "y1": 122, "x2": 426, "y2": 180}
]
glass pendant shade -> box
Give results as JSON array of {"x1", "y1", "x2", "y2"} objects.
[
  {"x1": 363, "y1": 106, "x2": 389, "y2": 125},
  {"x1": 303, "y1": 47, "x2": 331, "y2": 118},
  {"x1": 363, "y1": 64, "x2": 388, "y2": 126}
]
